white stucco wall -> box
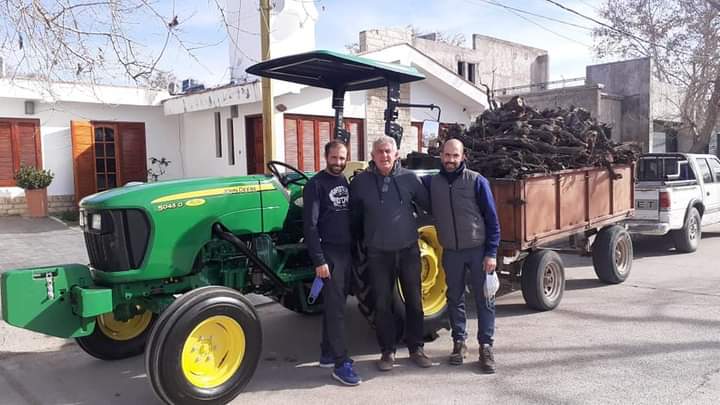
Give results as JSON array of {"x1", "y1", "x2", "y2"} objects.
[
  {"x1": 410, "y1": 80, "x2": 474, "y2": 125},
  {"x1": 177, "y1": 85, "x2": 367, "y2": 178},
  {"x1": 0, "y1": 97, "x2": 181, "y2": 197}
]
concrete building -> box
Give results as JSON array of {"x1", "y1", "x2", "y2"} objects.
[{"x1": 496, "y1": 57, "x2": 697, "y2": 154}]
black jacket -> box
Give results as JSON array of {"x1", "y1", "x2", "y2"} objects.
[
  {"x1": 350, "y1": 161, "x2": 429, "y2": 251},
  {"x1": 302, "y1": 170, "x2": 352, "y2": 266}
]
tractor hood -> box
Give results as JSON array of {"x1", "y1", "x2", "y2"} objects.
[{"x1": 80, "y1": 175, "x2": 275, "y2": 211}]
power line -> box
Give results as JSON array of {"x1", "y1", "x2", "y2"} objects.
[
  {"x1": 470, "y1": 0, "x2": 595, "y2": 31},
  {"x1": 465, "y1": 0, "x2": 593, "y2": 48}
]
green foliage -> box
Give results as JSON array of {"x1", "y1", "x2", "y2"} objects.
[
  {"x1": 14, "y1": 164, "x2": 54, "y2": 190},
  {"x1": 57, "y1": 210, "x2": 79, "y2": 223}
]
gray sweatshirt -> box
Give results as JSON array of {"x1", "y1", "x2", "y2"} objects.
[{"x1": 350, "y1": 161, "x2": 430, "y2": 251}]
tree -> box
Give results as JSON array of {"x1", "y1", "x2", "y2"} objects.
[
  {"x1": 594, "y1": 0, "x2": 720, "y2": 152},
  {"x1": 0, "y1": 1, "x2": 228, "y2": 87}
]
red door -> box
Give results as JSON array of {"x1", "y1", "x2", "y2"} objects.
[{"x1": 245, "y1": 116, "x2": 265, "y2": 174}]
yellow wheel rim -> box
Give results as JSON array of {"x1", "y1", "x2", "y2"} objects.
[
  {"x1": 181, "y1": 315, "x2": 246, "y2": 389},
  {"x1": 399, "y1": 226, "x2": 448, "y2": 316},
  {"x1": 96, "y1": 310, "x2": 153, "y2": 341}
]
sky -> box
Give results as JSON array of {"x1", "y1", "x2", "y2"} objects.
[{"x1": 155, "y1": 0, "x2": 607, "y2": 88}]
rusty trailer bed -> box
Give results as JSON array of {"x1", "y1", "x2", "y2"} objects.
[{"x1": 490, "y1": 164, "x2": 635, "y2": 255}]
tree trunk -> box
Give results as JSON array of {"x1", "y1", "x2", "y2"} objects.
[{"x1": 690, "y1": 74, "x2": 720, "y2": 153}]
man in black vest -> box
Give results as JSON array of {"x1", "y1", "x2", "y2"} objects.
[
  {"x1": 426, "y1": 138, "x2": 500, "y2": 373},
  {"x1": 350, "y1": 135, "x2": 432, "y2": 371},
  {"x1": 303, "y1": 140, "x2": 361, "y2": 386}
]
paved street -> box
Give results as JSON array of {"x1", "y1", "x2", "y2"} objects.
[{"x1": 1, "y1": 217, "x2": 720, "y2": 404}]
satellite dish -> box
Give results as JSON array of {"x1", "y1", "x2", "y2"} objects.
[{"x1": 270, "y1": 0, "x2": 285, "y2": 15}]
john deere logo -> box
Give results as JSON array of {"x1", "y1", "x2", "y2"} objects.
[{"x1": 185, "y1": 198, "x2": 206, "y2": 207}]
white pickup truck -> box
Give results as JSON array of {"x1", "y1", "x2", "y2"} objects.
[{"x1": 626, "y1": 153, "x2": 720, "y2": 252}]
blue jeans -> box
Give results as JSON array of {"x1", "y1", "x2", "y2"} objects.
[{"x1": 442, "y1": 246, "x2": 495, "y2": 345}]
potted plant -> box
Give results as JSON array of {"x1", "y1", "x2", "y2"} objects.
[{"x1": 14, "y1": 164, "x2": 54, "y2": 217}]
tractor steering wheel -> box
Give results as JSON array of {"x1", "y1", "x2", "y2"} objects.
[{"x1": 267, "y1": 160, "x2": 310, "y2": 187}]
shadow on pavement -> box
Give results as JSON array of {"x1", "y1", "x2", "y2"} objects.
[{"x1": 564, "y1": 278, "x2": 609, "y2": 291}]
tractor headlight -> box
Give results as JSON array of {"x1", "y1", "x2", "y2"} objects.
[
  {"x1": 91, "y1": 214, "x2": 102, "y2": 231},
  {"x1": 79, "y1": 209, "x2": 86, "y2": 228}
]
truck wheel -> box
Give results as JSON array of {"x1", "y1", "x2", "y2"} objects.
[
  {"x1": 672, "y1": 207, "x2": 701, "y2": 253},
  {"x1": 75, "y1": 310, "x2": 156, "y2": 360},
  {"x1": 145, "y1": 286, "x2": 261, "y2": 405},
  {"x1": 355, "y1": 225, "x2": 449, "y2": 341},
  {"x1": 592, "y1": 225, "x2": 633, "y2": 284},
  {"x1": 521, "y1": 250, "x2": 565, "y2": 311}
]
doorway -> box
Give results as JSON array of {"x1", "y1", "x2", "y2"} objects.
[{"x1": 245, "y1": 115, "x2": 265, "y2": 174}]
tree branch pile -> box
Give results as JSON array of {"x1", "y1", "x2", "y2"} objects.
[{"x1": 433, "y1": 96, "x2": 641, "y2": 179}]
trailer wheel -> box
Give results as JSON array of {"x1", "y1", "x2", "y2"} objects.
[
  {"x1": 521, "y1": 250, "x2": 565, "y2": 311},
  {"x1": 672, "y1": 207, "x2": 701, "y2": 253},
  {"x1": 75, "y1": 310, "x2": 156, "y2": 360},
  {"x1": 592, "y1": 225, "x2": 633, "y2": 284},
  {"x1": 145, "y1": 286, "x2": 261, "y2": 405}
]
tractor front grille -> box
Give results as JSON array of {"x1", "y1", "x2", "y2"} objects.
[{"x1": 82, "y1": 209, "x2": 151, "y2": 272}]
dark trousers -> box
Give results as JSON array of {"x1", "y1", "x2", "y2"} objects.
[
  {"x1": 367, "y1": 244, "x2": 424, "y2": 354},
  {"x1": 442, "y1": 245, "x2": 495, "y2": 345},
  {"x1": 319, "y1": 243, "x2": 352, "y2": 367}
]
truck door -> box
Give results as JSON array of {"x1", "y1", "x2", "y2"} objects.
[
  {"x1": 705, "y1": 157, "x2": 720, "y2": 224},
  {"x1": 694, "y1": 157, "x2": 719, "y2": 225}
]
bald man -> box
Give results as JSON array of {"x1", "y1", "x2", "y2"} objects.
[{"x1": 423, "y1": 138, "x2": 500, "y2": 373}]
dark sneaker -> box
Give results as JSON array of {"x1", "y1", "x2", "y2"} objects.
[
  {"x1": 377, "y1": 352, "x2": 395, "y2": 372},
  {"x1": 332, "y1": 361, "x2": 361, "y2": 386},
  {"x1": 479, "y1": 344, "x2": 496, "y2": 374},
  {"x1": 449, "y1": 340, "x2": 468, "y2": 366},
  {"x1": 409, "y1": 348, "x2": 433, "y2": 368},
  {"x1": 319, "y1": 353, "x2": 334, "y2": 369}
]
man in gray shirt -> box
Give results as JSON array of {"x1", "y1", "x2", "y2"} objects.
[{"x1": 350, "y1": 135, "x2": 432, "y2": 371}]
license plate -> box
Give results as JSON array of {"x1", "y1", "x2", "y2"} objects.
[{"x1": 635, "y1": 199, "x2": 657, "y2": 210}]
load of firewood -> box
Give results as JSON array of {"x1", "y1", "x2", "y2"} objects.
[{"x1": 430, "y1": 96, "x2": 641, "y2": 179}]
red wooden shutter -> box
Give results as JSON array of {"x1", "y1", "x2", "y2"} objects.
[
  {"x1": 15, "y1": 121, "x2": 42, "y2": 167},
  {"x1": 71, "y1": 121, "x2": 96, "y2": 202},
  {"x1": 0, "y1": 122, "x2": 13, "y2": 186},
  {"x1": 284, "y1": 118, "x2": 299, "y2": 168},
  {"x1": 318, "y1": 120, "x2": 331, "y2": 170},
  {"x1": 118, "y1": 122, "x2": 147, "y2": 184},
  {"x1": 301, "y1": 120, "x2": 315, "y2": 171}
]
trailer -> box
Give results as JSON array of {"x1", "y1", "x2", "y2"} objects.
[{"x1": 490, "y1": 164, "x2": 635, "y2": 310}]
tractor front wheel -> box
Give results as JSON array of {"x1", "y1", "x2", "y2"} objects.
[
  {"x1": 145, "y1": 286, "x2": 262, "y2": 405},
  {"x1": 75, "y1": 310, "x2": 156, "y2": 360}
]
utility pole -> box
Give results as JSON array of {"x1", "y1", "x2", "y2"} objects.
[{"x1": 260, "y1": 0, "x2": 275, "y2": 169}]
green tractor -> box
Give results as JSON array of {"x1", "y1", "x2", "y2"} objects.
[{"x1": 1, "y1": 51, "x2": 448, "y2": 404}]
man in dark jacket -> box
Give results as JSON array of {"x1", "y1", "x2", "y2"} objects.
[
  {"x1": 350, "y1": 135, "x2": 432, "y2": 371},
  {"x1": 303, "y1": 140, "x2": 360, "y2": 386},
  {"x1": 425, "y1": 138, "x2": 500, "y2": 374}
]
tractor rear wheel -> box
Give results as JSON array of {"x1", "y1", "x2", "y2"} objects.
[
  {"x1": 145, "y1": 286, "x2": 261, "y2": 405},
  {"x1": 75, "y1": 310, "x2": 156, "y2": 360},
  {"x1": 356, "y1": 224, "x2": 449, "y2": 341}
]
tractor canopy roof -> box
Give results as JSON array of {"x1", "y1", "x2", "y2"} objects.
[{"x1": 246, "y1": 50, "x2": 425, "y2": 91}]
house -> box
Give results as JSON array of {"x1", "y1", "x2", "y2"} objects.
[{"x1": 0, "y1": 78, "x2": 180, "y2": 215}]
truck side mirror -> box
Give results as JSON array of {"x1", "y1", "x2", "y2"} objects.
[{"x1": 422, "y1": 120, "x2": 440, "y2": 148}]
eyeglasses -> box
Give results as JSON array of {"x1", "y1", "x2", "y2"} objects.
[{"x1": 381, "y1": 176, "x2": 391, "y2": 192}]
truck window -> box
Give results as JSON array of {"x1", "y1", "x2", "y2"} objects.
[
  {"x1": 695, "y1": 158, "x2": 714, "y2": 183},
  {"x1": 637, "y1": 156, "x2": 693, "y2": 181},
  {"x1": 708, "y1": 158, "x2": 720, "y2": 182}
]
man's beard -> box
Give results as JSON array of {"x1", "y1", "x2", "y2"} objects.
[
  {"x1": 443, "y1": 162, "x2": 458, "y2": 171},
  {"x1": 327, "y1": 164, "x2": 345, "y2": 175}
]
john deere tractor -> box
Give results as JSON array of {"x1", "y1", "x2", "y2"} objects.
[{"x1": 1, "y1": 51, "x2": 447, "y2": 404}]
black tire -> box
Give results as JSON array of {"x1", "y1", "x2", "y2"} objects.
[
  {"x1": 355, "y1": 223, "x2": 449, "y2": 342},
  {"x1": 521, "y1": 250, "x2": 565, "y2": 311},
  {"x1": 145, "y1": 286, "x2": 262, "y2": 405},
  {"x1": 76, "y1": 310, "x2": 156, "y2": 360},
  {"x1": 278, "y1": 281, "x2": 324, "y2": 316},
  {"x1": 672, "y1": 207, "x2": 701, "y2": 253},
  {"x1": 592, "y1": 225, "x2": 633, "y2": 284}
]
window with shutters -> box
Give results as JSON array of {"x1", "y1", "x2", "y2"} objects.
[
  {"x1": 94, "y1": 126, "x2": 117, "y2": 191},
  {"x1": 283, "y1": 114, "x2": 364, "y2": 171},
  {"x1": 0, "y1": 118, "x2": 42, "y2": 187}
]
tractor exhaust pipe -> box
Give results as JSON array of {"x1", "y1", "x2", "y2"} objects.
[{"x1": 212, "y1": 223, "x2": 290, "y2": 291}]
